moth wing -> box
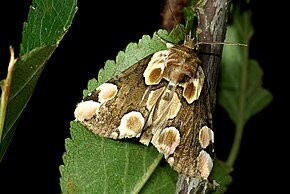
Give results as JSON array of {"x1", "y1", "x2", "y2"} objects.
[
  {"x1": 74, "y1": 55, "x2": 167, "y2": 139},
  {"x1": 169, "y1": 83, "x2": 214, "y2": 179}
]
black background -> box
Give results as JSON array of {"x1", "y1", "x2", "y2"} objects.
[{"x1": 0, "y1": 0, "x2": 286, "y2": 193}]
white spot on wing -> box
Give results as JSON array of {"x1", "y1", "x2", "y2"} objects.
[
  {"x1": 96, "y1": 83, "x2": 118, "y2": 103},
  {"x1": 180, "y1": 66, "x2": 205, "y2": 104},
  {"x1": 167, "y1": 157, "x2": 174, "y2": 166},
  {"x1": 143, "y1": 50, "x2": 169, "y2": 85},
  {"x1": 146, "y1": 87, "x2": 164, "y2": 111},
  {"x1": 168, "y1": 92, "x2": 181, "y2": 119},
  {"x1": 197, "y1": 150, "x2": 213, "y2": 179},
  {"x1": 110, "y1": 132, "x2": 118, "y2": 139},
  {"x1": 118, "y1": 111, "x2": 145, "y2": 138},
  {"x1": 195, "y1": 66, "x2": 205, "y2": 100},
  {"x1": 199, "y1": 126, "x2": 214, "y2": 149},
  {"x1": 74, "y1": 100, "x2": 101, "y2": 121},
  {"x1": 153, "y1": 127, "x2": 180, "y2": 159}
]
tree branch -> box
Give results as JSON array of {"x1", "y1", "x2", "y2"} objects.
[{"x1": 196, "y1": 0, "x2": 231, "y2": 109}]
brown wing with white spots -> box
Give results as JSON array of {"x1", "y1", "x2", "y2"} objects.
[
  {"x1": 169, "y1": 83, "x2": 214, "y2": 179},
  {"x1": 74, "y1": 55, "x2": 167, "y2": 139},
  {"x1": 74, "y1": 37, "x2": 215, "y2": 180}
]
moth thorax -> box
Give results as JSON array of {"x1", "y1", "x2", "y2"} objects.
[
  {"x1": 168, "y1": 67, "x2": 186, "y2": 83},
  {"x1": 167, "y1": 54, "x2": 199, "y2": 84}
]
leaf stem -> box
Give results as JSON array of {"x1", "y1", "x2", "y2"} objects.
[
  {"x1": 0, "y1": 47, "x2": 17, "y2": 143},
  {"x1": 226, "y1": 108, "x2": 245, "y2": 167},
  {"x1": 133, "y1": 153, "x2": 163, "y2": 194},
  {"x1": 226, "y1": 13, "x2": 249, "y2": 167}
]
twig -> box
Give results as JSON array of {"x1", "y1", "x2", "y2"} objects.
[{"x1": 0, "y1": 47, "x2": 17, "y2": 143}]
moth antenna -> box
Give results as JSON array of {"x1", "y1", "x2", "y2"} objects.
[{"x1": 197, "y1": 41, "x2": 247, "y2": 47}]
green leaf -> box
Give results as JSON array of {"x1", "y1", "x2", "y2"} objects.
[
  {"x1": 21, "y1": 0, "x2": 78, "y2": 55},
  {"x1": 0, "y1": 0, "x2": 77, "y2": 161},
  {"x1": 218, "y1": 10, "x2": 273, "y2": 124},
  {"x1": 61, "y1": 28, "x2": 184, "y2": 193},
  {"x1": 60, "y1": 122, "x2": 177, "y2": 194},
  {"x1": 218, "y1": 7, "x2": 273, "y2": 168},
  {"x1": 211, "y1": 158, "x2": 233, "y2": 194}
]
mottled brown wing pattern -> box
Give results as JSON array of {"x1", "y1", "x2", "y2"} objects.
[
  {"x1": 170, "y1": 83, "x2": 213, "y2": 179},
  {"x1": 74, "y1": 36, "x2": 215, "y2": 182},
  {"x1": 75, "y1": 55, "x2": 165, "y2": 139}
]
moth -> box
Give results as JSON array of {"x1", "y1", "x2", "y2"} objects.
[{"x1": 74, "y1": 32, "x2": 214, "y2": 182}]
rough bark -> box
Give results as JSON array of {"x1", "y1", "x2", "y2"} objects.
[{"x1": 195, "y1": 0, "x2": 231, "y2": 108}]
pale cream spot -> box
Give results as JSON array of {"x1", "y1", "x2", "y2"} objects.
[
  {"x1": 180, "y1": 66, "x2": 205, "y2": 104},
  {"x1": 166, "y1": 42, "x2": 174, "y2": 48},
  {"x1": 153, "y1": 127, "x2": 180, "y2": 159},
  {"x1": 197, "y1": 150, "x2": 213, "y2": 179},
  {"x1": 110, "y1": 132, "x2": 118, "y2": 139},
  {"x1": 96, "y1": 83, "x2": 118, "y2": 103},
  {"x1": 181, "y1": 80, "x2": 196, "y2": 104},
  {"x1": 143, "y1": 50, "x2": 169, "y2": 85},
  {"x1": 199, "y1": 126, "x2": 214, "y2": 149},
  {"x1": 146, "y1": 87, "x2": 164, "y2": 110},
  {"x1": 167, "y1": 157, "x2": 174, "y2": 167},
  {"x1": 168, "y1": 92, "x2": 181, "y2": 119},
  {"x1": 118, "y1": 111, "x2": 145, "y2": 138},
  {"x1": 139, "y1": 132, "x2": 151, "y2": 146},
  {"x1": 74, "y1": 100, "x2": 101, "y2": 121}
]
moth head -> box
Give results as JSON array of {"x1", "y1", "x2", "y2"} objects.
[{"x1": 183, "y1": 31, "x2": 196, "y2": 50}]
